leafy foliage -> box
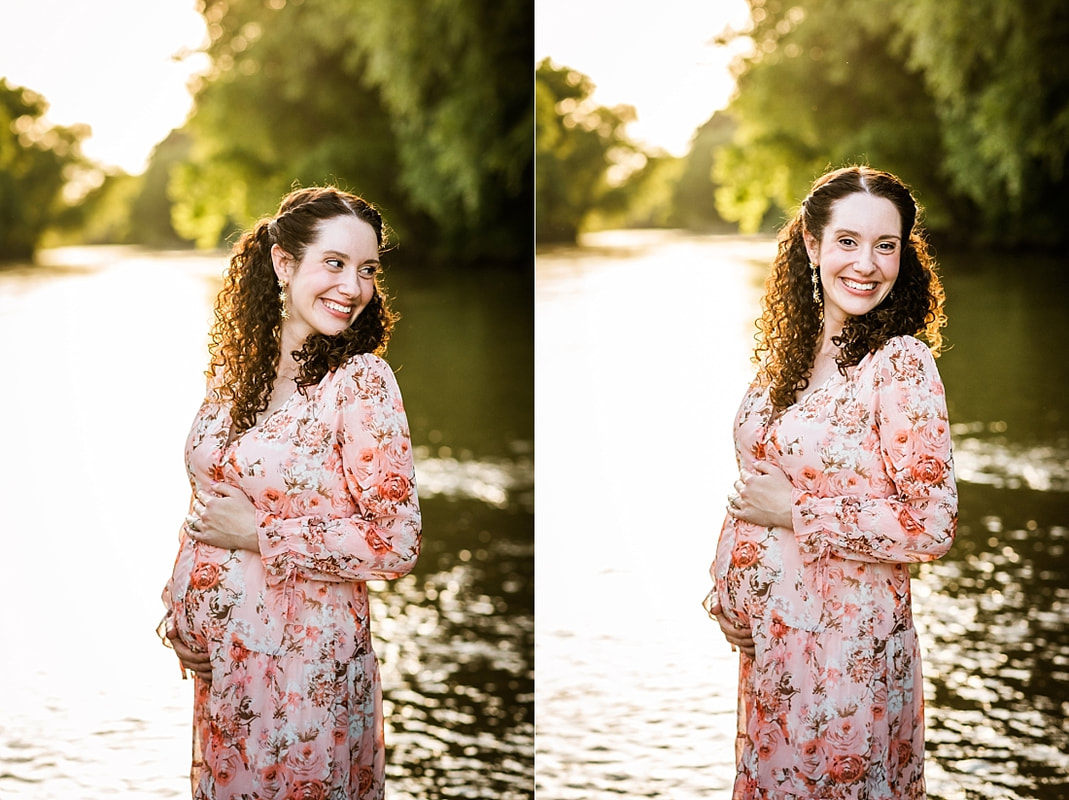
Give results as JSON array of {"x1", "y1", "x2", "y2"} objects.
[
  {"x1": 535, "y1": 59, "x2": 641, "y2": 243},
  {"x1": 712, "y1": 1, "x2": 947, "y2": 233},
  {"x1": 669, "y1": 112, "x2": 737, "y2": 231},
  {"x1": 0, "y1": 79, "x2": 86, "y2": 259},
  {"x1": 713, "y1": 0, "x2": 1069, "y2": 246},
  {"x1": 894, "y1": 0, "x2": 1069, "y2": 244},
  {"x1": 173, "y1": 0, "x2": 532, "y2": 263}
]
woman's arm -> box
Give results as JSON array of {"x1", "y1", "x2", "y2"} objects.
[
  {"x1": 791, "y1": 337, "x2": 957, "y2": 564},
  {"x1": 256, "y1": 356, "x2": 422, "y2": 585}
]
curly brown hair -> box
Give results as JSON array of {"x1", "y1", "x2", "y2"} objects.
[
  {"x1": 208, "y1": 186, "x2": 400, "y2": 433},
  {"x1": 756, "y1": 166, "x2": 948, "y2": 411}
]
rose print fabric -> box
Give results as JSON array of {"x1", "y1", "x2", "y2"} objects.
[
  {"x1": 710, "y1": 336, "x2": 956, "y2": 799},
  {"x1": 162, "y1": 354, "x2": 421, "y2": 800}
]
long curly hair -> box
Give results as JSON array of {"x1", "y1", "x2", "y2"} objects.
[
  {"x1": 208, "y1": 186, "x2": 400, "y2": 433},
  {"x1": 756, "y1": 166, "x2": 947, "y2": 411}
]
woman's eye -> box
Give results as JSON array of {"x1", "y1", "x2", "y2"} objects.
[
  {"x1": 326, "y1": 258, "x2": 343, "y2": 269},
  {"x1": 358, "y1": 265, "x2": 379, "y2": 278},
  {"x1": 877, "y1": 242, "x2": 897, "y2": 252},
  {"x1": 838, "y1": 237, "x2": 856, "y2": 247}
]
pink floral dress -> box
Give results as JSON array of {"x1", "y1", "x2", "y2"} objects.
[
  {"x1": 710, "y1": 336, "x2": 957, "y2": 799},
  {"x1": 162, "y1": 354, "x2": 421, "y2": 800}
]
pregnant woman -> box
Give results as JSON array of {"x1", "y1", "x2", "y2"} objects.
[
  {"x1": 705, "y1": 166, "x2": 957, "y2": 798},
  {"x1": 160, "y1": 186, "x2": 421, "y2": 800}
]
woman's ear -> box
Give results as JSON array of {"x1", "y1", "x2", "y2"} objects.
[
  {"x1": 802, "y1": 228, "x2": 819, "y2": 264},
  {"x1": 271, "y1": 244, "x2": 294, "y2": 283}
]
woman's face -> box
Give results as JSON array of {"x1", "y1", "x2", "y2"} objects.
[
  {"x1": 272, "y1": 215, "x2": 379, "y2": 343},
  {"x1": 804, "y1": 192, "x2": 902, "y2": 332}
]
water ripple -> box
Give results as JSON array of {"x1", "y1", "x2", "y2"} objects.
[
  {"x1": 952, "y1": 427, "x2": 1069, "y2": 492},
  {"x1": 416, "y1": 448, "x2": 534, "y2": 511}
]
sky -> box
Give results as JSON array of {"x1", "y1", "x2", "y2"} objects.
[
  {"x1": 0, "y1": 0, "x2": 207, "y2": 174},
  {"x1": 535, "y1": 0, "x2": 751, "y2": 156},
  {"x1": 0, "y1": 1, "x2": 751, "y2": 176}
]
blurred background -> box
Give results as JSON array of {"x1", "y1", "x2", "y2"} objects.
[
  {"x1": 536, "y1": 1, "x2": 1069, "y2": 799},
  {"x1": 0, "y1": 1, "x2": 532, "y2": 798}
]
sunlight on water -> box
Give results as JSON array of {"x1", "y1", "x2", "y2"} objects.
[
  {"x1": 415, "y1": 448, "x2": 534, "y2": 511},
  {"x1": 537, "y1": 231, "x2": 774, "y2": 798},
  {"x1": 951, "y1": 425, "x2": 1069, "y2": 492}
]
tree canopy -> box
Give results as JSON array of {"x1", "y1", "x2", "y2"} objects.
[
  {"x1": 535, "y1": 59, "x2": 642, "y2": 243},
  {"x1": 172, "y1": 0, "x2": 532, "y2": 264},
  {"x1": 0, "y1": 79, "x2": 86, "y2": 260},
  {"x1": 712, "y1": 0, "x2": 1069, "y2": 246}
]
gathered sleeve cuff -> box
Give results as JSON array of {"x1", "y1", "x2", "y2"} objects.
[
  {"x1": 792, "y1": 337, "x2": 957, "y2": 565},
  {"x1": 257, "y1": 355, "x2": 422, "y2": 585}
]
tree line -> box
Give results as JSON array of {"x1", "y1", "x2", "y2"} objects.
[
  {"x1": 538, "y1": 0, "x2": 1069, "y2": 248},
  {"x1": 5, "y1": 0, "x2": 1065, "y2": 260},
  {"x1": 1, "y1": 0, "x2": 532, "y2": 266}
]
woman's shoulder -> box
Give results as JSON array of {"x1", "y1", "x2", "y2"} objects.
[
  {"x1": 874, "y1": 334, "x2": 937, "y2": 363},
  {"x1": 330, "y1": 352, "x2": 402, "y2": 398},
  {"x1": 337, "y1": 351, "x2": 394, "y2": 377},
  {"x1": 869, "y1": 335, "x2": 941, "y2": 385}
]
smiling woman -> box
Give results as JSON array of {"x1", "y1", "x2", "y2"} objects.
[
  {"x1": 160, "y1": 186, "x2": 421, "y2": 800},
  {"x1": 704, "y1": 166, "x2": 957, "y2": 797},
  {"x1": 272, "y1": 216, "x2": 382, "y2": 350}
]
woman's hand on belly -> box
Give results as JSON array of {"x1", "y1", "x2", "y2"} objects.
[
  {"x1": 165, "y1": 623, "x2": 213, "y2": 683},
  {"x1": 705, "y1": 595, "x2": 756, "y2": 656},
  {"x1": 186, "y1": 483, "x2": 260, "y2": 553},
  {"x1": 728, "y1": 461, "x2": 793, "y2": 530}
]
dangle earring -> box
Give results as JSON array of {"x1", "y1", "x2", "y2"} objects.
[
  {"x1": 810, "y1": 262, "x2": 822, "y2": 305},
  {"x1": 278, "y1": 279, "x2": 290, "y2": 320}
]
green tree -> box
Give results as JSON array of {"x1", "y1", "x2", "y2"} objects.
[
  {"x1": 713, "y1": 0, "x2": 1069, "y2": 246},
  {"x1": 712, "y1": 1, "x2": 948, "y2": 235},
  {"x1": 342, "y1": 0, "x2": 533, "y2": 261},
  {"x1": 49, "y1": 170, "x2": 140, "y2": 246},
  {"x1": 0, "y1": 79, "x2": 86, "y2": 259},
  {"x1": 130, "y1": 129, "x2": 195, "y2": 247},
  {"x1": 173, "y1": 0, "x2": 531, "y2": 264},
  {"x1": 535, "y1": 59, "x2": 640, "y2": 243},
  {"x1": 894, "y1": 0, "x2": 1069, "y2": 245},
  {"x1": 669, "y1": 111, "x2": 737, "y2": 231}
]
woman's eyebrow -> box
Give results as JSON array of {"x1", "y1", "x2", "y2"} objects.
[{"x1": 833, "y1": 228, "x2": 901, "y2": 241}]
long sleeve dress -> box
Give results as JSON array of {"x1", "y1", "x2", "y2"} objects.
[
  {"x1": 162, "y1": 353, "x2": 421, "y2": 800},
  {"x1": 710, "y1": 335, "x2": 957, "y2": 799}
]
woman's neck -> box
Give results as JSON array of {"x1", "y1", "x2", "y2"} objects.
[
  {"x1": 277, "y1": 325, "x2": 303, "y2": 382},
  {"x1": 819, "y1": 318, "x2": 845, "y2": 357}
]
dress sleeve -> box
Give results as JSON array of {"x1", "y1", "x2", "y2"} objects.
[
  {"x1": 256, "y1": 355, "x2": 422, "y2": 584},
  {"x1": 791, "y1": 337, "x2": 957, "y2": 564}
]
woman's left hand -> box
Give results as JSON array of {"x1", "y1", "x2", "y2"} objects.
[
  {"x1": 185, "y1": 483, "x2": 260, "y2": 553},
  {"x1": 727, "y1": 461, "x2": 794, "y2": 529}
]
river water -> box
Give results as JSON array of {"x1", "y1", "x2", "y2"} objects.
[
  {"x1": 0, "y1": 246, "x2": 533, "y2": 798},
  {"x1": 535, "y1": 230, "x2": 1069, "y2": 799}
]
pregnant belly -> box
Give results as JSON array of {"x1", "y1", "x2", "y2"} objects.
[
  {"x1": 714, "y1": 520, "x2": 823, "y2": 632},
  {"x1": 713, "y1": 518, "x2": 763, "y2": 628},
  {"x1": 170, "y1": 541, "x2": 254, "y2": 654}
]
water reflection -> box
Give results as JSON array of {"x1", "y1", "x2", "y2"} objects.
[
  {"x1": 535, "y1": 230, "x2": 1069, "y2": 799},
  {"x1": 0, "y1": 246, "x2": 533, "y2": 799}
]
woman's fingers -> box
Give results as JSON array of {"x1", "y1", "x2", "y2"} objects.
[
  {"x1": 165, "y1": 626, "x2": 212, "y2": 681},
  {"x1": 706, "y1": 596, "x2": 757, "y2": 655}
]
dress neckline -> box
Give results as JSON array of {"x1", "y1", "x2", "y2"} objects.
[{"x1": 222, "y1": 384, "x2": 303, "y2": 451}]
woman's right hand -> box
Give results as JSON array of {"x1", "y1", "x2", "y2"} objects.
[
  {"x1": 165, "y1": 624, "x2": 213, "y2": 683},
  {"x1": 704, "y1": 597, "x2": 756, "y2": 657}
]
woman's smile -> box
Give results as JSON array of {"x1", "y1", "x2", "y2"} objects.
[
  {"x1": 321, "y1": 298, "x2": 354, "y2": 318},
  {"x1": 840, "y1": 277, "x2": 878, "y2": 293}
]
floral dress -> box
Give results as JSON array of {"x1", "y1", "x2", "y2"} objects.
[
  {"x1": 709, "y1": 336, "x2": 957, "y2": 799},
  {"x1": 162, "y1": 353, "x2": 421, "y2": 800}
]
